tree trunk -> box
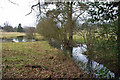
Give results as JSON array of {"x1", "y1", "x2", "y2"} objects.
[
  {"x1": 69, "y1": 2, "x2": 73, "y2": 47},
  {"x1": 67, "y1": 2, "x2": 73, "y2": 49},
  {"x1": 117, "y1": 2, "x2": 120, "y2": 78}
]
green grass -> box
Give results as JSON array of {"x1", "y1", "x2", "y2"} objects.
[
  {"x1": 33, "y1": 33, "x2": 45, "y2": 41},
  {"x1": 34, "y1": 32, "x2": 86, "y2": 43},
  {"x1": 73, "y1": 35, "x2": 86, "y2": 43},
  {"x1": 0, "y1": 32, "x2": 26, "y2": 39},
  {"x1": 2, "y1": 41, "x2": 87, "y2": 78},
  {"x1": 73, "y1": 31, "x2": 88, "y2": 44}
]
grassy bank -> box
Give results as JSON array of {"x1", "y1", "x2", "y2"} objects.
[
  {"x1": 2, "y1": 41, "x2": 87, "y2": 78},
  {"x1": 0, "y1": 32, "x2": 26, "y2": 39}
]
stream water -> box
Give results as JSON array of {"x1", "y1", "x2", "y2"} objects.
[{"x1": 72, "y1": 44, "x2": 115, "y2": 79}]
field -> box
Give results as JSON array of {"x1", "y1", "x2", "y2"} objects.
[
  {"x1": 0, "y1": 32, "x2": 26, "y2": 39},
  {"x1": 2, "y1": 32, "x2": 87, "y2": 78}
]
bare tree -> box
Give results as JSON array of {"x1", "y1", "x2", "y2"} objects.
[
  {"x1": 24, "y1": 27, "x2": 35, "y2": 39},
  {"x1": 3, "y1": 21, "x2": 14, "y2": 32},
  {"x1": 30, "y1": 1, "x2": 88, "y2": 50}
]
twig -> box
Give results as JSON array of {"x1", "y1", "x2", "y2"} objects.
[{"x1": 8, "y1": 0, "x2": 19, "y2": 5}]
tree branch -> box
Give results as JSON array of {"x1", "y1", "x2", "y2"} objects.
[
  {"x1": 25, "y1": 3, "x2": 40, "y2": 16},
  {"x1": 74, "y1": 10, "x2": 85, "y2": 21},
  {"x1": 8, "y1": 0, "x2": 19, "y2": 5}
]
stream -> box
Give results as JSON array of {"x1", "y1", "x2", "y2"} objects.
[
  {"x1": 49, "y1": 41, "x2": 116, "y2": 79},
  {"x1": 72, "y1": 44, "x2": 115, "y2": 79}
]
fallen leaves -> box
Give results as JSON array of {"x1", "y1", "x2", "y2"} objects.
[{"x1": 2, "y1": 41, "x2": 88, "y2": 78}]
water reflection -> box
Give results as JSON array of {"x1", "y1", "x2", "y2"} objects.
[
  {"x1": 13, "y1": 36, "x2": 23, "y2": 42},
  {"x1": 2, "y1": 36, "x2": 35, "y2": 42},
  {"x1": 72, "y1": 44, "x2": 115, "y2": 79}
]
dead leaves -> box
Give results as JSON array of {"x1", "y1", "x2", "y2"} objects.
[{"x1": 2, "y1": 41, "x2": 88, "y2": 78}]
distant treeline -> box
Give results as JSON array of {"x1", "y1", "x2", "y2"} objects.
[{"x1": 0, "y1": 23, "x2": 35, "y2": 32}]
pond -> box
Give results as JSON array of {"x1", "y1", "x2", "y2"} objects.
[{"x1": 2, "y1": 36, "x2": 36, "y2": 42}]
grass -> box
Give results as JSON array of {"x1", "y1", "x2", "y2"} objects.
[
  {"x1": 73, "y1": 31, "x2": 88, "y2": 44},
  {"x1": 0, "y1": 32, "x2": 26, "y2": 39},
  {"x1": 2, "y1": 41, "x2": 87, "y2": 78},
  {"x1": 33, "y1": 33, "x2": 45, "y2": 41},
  {"x1": 33, "y1": 32, "x2": 86, "y2": 43},
  {"x1": 73, "y1": 35, "x2": 85, "y2": 43}
]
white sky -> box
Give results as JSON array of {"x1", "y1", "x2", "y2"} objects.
[
  {"x1": 0, "y1": 0, "x2": 116, "y2": 28},
  {"x1": 0, "y1": 0, "x2": 38, "y2": 28}
]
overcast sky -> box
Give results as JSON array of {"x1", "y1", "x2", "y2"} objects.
[
  {"x1": 0, "y1": 0, "x2": 116, "y2": 28},
  {"x1": 0, "y1": 0, "x2": 38, "y2": 28}
]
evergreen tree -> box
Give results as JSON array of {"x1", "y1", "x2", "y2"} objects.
[{"x1": 17, "y1": 23, "x2": 23, "y2": 32}]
